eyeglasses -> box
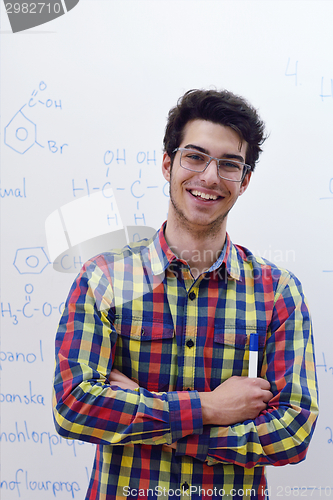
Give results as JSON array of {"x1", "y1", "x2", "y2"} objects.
[{"x1": 173, "y1": 148, "x2": 251, "y2": 182}]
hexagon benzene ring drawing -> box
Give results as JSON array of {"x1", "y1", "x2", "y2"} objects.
[
  {"x1": 4, "y1": 107, "x2": 37, "y2": 154},
  {"x1": 13, "y1": 247, "x2": 50, "y2": 274}
]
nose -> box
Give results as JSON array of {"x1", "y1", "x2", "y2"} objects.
[{"x1": 199, "y1": 159, "x2": 220, "y2": 184}]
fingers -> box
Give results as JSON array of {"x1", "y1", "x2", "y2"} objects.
[
  {"x1": 200, "y1": 376, "x2": 274, "y2": 426},
  {"x1": 247, "y1": 379, "x2": 273, "y2": 407},
  {"x1": 263, "y1": 390, "x2": 274, "y2": 403},
  {"x1": 250, "y1": 379, "x2": 273, "y2": 404},
  {"x1": 109, "y1": 369, "x2": 140, "y2": 390},
  {"x1": 253, "y1": 377, "x2": 271, "y2": 391}
]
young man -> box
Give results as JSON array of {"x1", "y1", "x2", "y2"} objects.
[{"x1": 53, "y1": 90, "x2": 318, "y2": 500}]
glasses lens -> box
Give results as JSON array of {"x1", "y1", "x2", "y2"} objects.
[
  {"x1": 218, "y1": 160, "x2": 244, "y2": 181},
  {"x1": 179, "y1": 149, "x2": 247, "y2": 181},
  {"x1": 180, "y1": 150, "x2": 208, "y2": 171}
]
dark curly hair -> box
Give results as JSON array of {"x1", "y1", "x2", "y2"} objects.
[{"x1": 163, "y1": 89, "x2": 267, "y2": 171}]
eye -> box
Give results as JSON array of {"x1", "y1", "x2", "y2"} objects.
[
  {"x1": 220, "y1": 160, "x2": 242, "y2": 171},
  {"x1": 184, "y1": 152, "x2": 205, "y2": 162}
]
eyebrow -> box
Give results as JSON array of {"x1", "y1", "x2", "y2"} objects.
[{"x1": 183, "y1": 144, "x2": 245, "y2": 163}]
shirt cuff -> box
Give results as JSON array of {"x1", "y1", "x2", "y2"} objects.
[
  {"x1": 175, "y1": 426, "x2": 210, "y2": 462},
  {"x1": 167, "y1": 390, "x2": 203, "y2": 442}
]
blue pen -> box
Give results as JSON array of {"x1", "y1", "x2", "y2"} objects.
[{"x1": 248, "y1": 333, "x2": 258, "y2": 378}]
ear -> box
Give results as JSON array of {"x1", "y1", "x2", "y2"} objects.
[
  {"x1": 239, "y1": 171, "x2": 252, "y2": 195},
  {"x1": 162, "y1": 152, "x2": 172, "y2": 182}
]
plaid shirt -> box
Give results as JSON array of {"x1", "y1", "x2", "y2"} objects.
[{"x1": 53, "y1": 223, "x2": 318, "y2": 500}]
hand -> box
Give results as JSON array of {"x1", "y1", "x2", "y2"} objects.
[
  {"x1": 199, "y1": 376, "x2": 273, "y2": 426},
  {"x1": 109, "y1": 369, "x2": 140, "y2": 390},
  {"x1": 163, "y1": 442, "x2": 177, "y2": 452}
]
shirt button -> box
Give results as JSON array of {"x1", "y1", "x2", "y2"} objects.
[
  {"x1": 182, "y1": 482, "x2": 190, "y2": 491},
  {"x1": 188, "y1": 291, "x2": 196, "y2": 300},
  {"x1": 186, "y1": 339, "x2": 194, "y2": 348}
]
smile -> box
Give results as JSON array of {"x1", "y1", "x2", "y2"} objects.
[{"x1": 190, "y1": 189, "x2": 220, "y2": 201}]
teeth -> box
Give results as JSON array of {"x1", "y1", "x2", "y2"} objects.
[{"x1": 191, "y1": 190, "x2": 218, "y2": 200}]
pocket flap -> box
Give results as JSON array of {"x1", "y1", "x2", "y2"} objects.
[
  {"x1": 214, "y1": 327, "x2": 265, "y2": 349},
  {"x1": 115, "y1": 319, "x2": 174, "y2": 341}
]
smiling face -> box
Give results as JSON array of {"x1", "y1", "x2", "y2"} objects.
[{"x1": 162, "y1": 119, "x2": 251, "y2": 239}]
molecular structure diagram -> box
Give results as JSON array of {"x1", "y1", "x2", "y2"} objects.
[
  {"x1": 4, "y1": 81, "x2": 62, "y2": 155},
  {"x1": 13, "y1": 247, "x2": 50, "y2": 275},
  {"x1": 4, "y1": 106, "x2": 41, "y2": 154}
]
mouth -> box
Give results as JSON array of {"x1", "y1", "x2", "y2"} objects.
[{"x1": 189, "y1": 189, "x2": 222, "y2": 201}]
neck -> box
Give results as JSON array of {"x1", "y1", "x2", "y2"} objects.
[{"x1": 164, "y1": 217, "x2": 227, "y2": 278}]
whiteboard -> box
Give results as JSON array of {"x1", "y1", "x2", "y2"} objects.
[{"x1": 1, "y1": 1, "x2": 332, "y2": 498}]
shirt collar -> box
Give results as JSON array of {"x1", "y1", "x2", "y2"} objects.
[
  {"x1": 147, "y1": 222, "x2": 177, "y2": 276},
  {"x1": 222, "y1": 234, "x2": 241, "y2": 281},
  {"x1": 148, "y1": 222, "x2": 241, "y2": 281}
]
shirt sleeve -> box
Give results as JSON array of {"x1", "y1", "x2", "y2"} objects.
[
  {"x1": 52, "y1": 258, "x2": 203, "y2": 447},
  {"x1": 174, "y1": 271, "x2": 319, "y2": 467}
]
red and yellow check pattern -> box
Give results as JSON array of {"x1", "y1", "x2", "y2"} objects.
[{"x1": 53, "y1": 224, "x2": 318, "y2": 500}]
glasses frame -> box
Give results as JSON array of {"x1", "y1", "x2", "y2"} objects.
[{"x1": 173, "y1": 148, "x2": 251, "y2": 183}]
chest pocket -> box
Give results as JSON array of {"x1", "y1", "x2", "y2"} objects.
[
  {"x1": 114, "y1": 318, "x2": 175, "y2": 393},
  {"x1": 211, "y1": 327, "x2": 265, "y2": 384}
]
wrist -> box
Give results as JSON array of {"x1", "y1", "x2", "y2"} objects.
[{"x1": 199, "y1": 392, "x2": 214, "y2": 426}]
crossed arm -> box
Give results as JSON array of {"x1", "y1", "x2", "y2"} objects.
[
  {"x1": 110, "y1": 369, "x2": 272, "y2": 426},
  {"x1": 54, "y1": 261, "x2": 318, "y2": 467}
]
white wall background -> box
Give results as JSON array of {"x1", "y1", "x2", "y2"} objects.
[{"x1": 1, "y1": 1, "x2": 333, "y2": 498}]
